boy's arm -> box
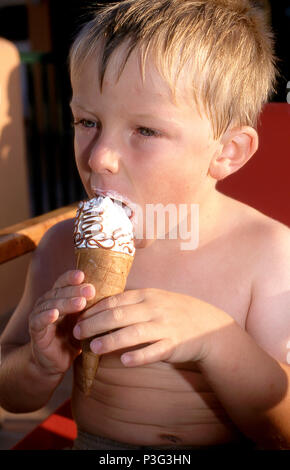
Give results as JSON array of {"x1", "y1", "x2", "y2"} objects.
[
  {"x1": 0, "y1": 220, "x2": 74, "y2": 412},
  {"x1": 0, "y1": 343, "x2": 64, "y2": 413},
  {"x1": 199, "y1": 222, "x2": 290, "y2": 449}
]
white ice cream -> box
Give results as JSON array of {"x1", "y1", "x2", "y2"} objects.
[{"x1": 74, "y1": 196, "x2": 135, "y2": 255}]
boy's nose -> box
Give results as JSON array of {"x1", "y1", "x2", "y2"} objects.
[{"x1": 88, "y1": 143, "x2": 120, "y2": 174}]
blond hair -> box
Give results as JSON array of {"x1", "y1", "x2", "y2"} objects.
[{"x1": 69, "y1": 0, "x2": 277, "y2": 139}]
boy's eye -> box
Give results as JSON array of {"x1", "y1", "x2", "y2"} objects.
[
  {"x1": 137, "y1": 127, "x2": 160, "y2": 138},
  {"x1": 73, "y1": 119, "x2": 98, "y2": 129}
]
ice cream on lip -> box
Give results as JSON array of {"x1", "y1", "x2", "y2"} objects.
[
  {"x1": 92, "y1": 187, "x2": 139, "y2": 229},
  {"x1": 74, "y1": 196, "x2": 135, "y2": 255},
  {"x1": 92, "y1": 188, "x2": 136, "y2": 215}
]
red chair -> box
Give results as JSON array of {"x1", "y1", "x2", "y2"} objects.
[
  {"x1": 11, "y1": 400, "x2": 76, "y2": 450},
  {"x1": 0, "y1": 103, "x2": 289, "y2": 449}
]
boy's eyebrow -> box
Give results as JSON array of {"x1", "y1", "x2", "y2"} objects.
[
  {"x1": 131, "y1": 113, "x2": 183, "y2": 129},
  {"x1": 130, "y1": 113, "x2": 184, "y2": 131},
  {"x1": 132, "y1": 113, "x2": 169, "y2": 120},
  {"x1": 69, "y1": 101, "x2": 93, "y2": 113}
]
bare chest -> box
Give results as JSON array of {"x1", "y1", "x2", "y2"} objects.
[
  {"x1": 71, "y1": 229, "x2": 254, "y2": 445},
  {"x1": 127, "y1": 240, "x2": 254, "y2": 329},
  {"x1": 62, "y1": 219, "x2": 253, "y2": 329}
]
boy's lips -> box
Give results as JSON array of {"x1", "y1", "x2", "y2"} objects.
[{"x1": 93, "y1": 188, "x2": 135, "y2": 219}]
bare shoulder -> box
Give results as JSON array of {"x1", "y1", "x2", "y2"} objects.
[
  {"x1": 30, "y1": 218, "x2": 76, "y2": 295},
  {"x1": 0, "y1": 218, "x2": 75, "y2": 346},
  {"x1": 219, "y1": 193, "x2": 290, "y2": 251},
  {"x1": 245, "y1": 205, "x2": 290, "y2": 302},
  {"x1": 239, "y1": 202, "x2": 290, "y2": 276},
  {"x1": 223, "y1": 194, "x2": 290, "y2": 283},
  {"x1": 248, "y1": 209, "x2": 290, "y2": 295},
  {"x1": 220, "y1": 195, "x2": 290, "y2": 363},
  {"x1": 37, "y1": 218, "x2": 75, "y2": 269},
  {"x1": 226, "y1": 198, "x2": 290, "y2": 363}
]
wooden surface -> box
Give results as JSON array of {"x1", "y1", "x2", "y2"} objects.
[{"x1": 0, "y1": 203, "x2": 77, "y2": 264}]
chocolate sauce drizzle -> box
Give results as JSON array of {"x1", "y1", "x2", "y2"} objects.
[{"x1": 74, "y1": 201, "x2": 134, "y2": 254}]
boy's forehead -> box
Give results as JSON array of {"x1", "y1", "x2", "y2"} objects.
[
  {"x1": 72, "y1": 42, "x2": 195, "y2": 108},
  {"x1": 70, "y1": 43, "x2": 214, "y2": 141}
]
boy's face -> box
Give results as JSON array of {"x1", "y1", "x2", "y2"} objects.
[{"x1": 70, "y1": 45, "x2": 220, "y2": 245}]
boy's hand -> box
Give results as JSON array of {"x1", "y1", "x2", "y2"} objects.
[
  {"x1": 73, "y1": 288, "x2": 234, "y2": 367},
  {"x1": 29, "y1": 270, "x2": 95, "y2": 376}
]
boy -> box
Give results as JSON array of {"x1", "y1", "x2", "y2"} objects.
[{"x1": 0, "y1": 0, "x2": 290, "y2": 450}]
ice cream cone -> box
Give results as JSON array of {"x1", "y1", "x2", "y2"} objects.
[{"x1": 75, "y1": 247, "x2": 134, "y2": 395}]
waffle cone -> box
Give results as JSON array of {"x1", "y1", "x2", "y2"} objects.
[{"x1": 75, "y1": 248, "x2": 134, "y2": 395}]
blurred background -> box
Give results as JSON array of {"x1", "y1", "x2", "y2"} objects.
[{"x1": 0, "y1": 0, "x2": 289, "y2": 449}]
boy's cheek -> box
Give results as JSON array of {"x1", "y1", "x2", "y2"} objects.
[
  {"x1": 74, "y1": 140, "x2": 87, "y2": 160},
  {"x1": 74, "y1": 144, "x2": 91, "y2": 171}
]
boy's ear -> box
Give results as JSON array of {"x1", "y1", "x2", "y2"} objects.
[{"x1": 208, "y1": 126, "x2": 259, "y2": 181}]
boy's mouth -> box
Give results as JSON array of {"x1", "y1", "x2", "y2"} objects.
[{"x1": 93, "y1": 189, "x2": 134, "y2": 219}]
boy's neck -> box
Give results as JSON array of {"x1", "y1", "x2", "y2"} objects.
[{"x1": 137, "y1": 187, "x2": 226, "y2": 256}]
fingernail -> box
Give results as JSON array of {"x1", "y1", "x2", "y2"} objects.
[
  {"x1": 73, "y1": 271, "x2": 82, "y2": 281},
  {"x1": 72, "y1": 297, "x2": 84, "y2": 308},
  {"x1": 50, "y1": 309, "x2": 59, "y2": 322},
  {"x1": 121, "y1": 354, "x2": 132, "y2": 365},
  {"x1": 90, "y1": 339, "x2": 102, "y2": 353},
  {"x1": 73, "y1": 324, "x2": 81, "y2": 339},
  {"x1": 81, "y1": 285, "x2": 94, "y2": 298}
]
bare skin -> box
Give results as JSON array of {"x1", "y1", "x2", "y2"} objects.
[
  {"x1": 1, "y1": 47, "x2": 289, "y2": 449},
  {"x1": 0, "y1": 189, "x2": 284, "y2": 447},
  {"x1": 69, "y1": 194, "x2": 286, "y2": 447}
]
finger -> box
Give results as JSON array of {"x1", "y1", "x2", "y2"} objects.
[
  {"x1": 37, "y1": 296, "x2": 86, "y2": 316},
  {"x1": 30, "y1": 308, "x2": 59, "y2": 334},
  {"x1": 53, "y1": 270, "x2": 84, "y2": 289},
  {"x1": 83, "y1": 289, "x2": 146, "y2": 318},
  {"x1": 42, "y1": 283, "x2": 95, "y2": 302},
  {"x1": 89, "y1": 321, "x2": 160, "y2": 355},
  {"x1": 74, "y1": 302, "x2": 150, "y2": 340},
  {"x1": 120, "y1": 339, "x2": 174, "y2": 367}
]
